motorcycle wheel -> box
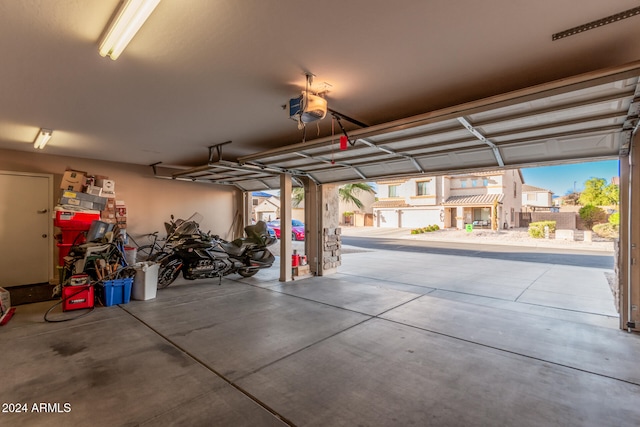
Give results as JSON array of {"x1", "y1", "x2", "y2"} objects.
[
  {"x1": 237, "y1": 268, "x2": 258, "y2": 278},
  {"x1": 157, "y1": 258, "x2": 182, "y2": 289}
]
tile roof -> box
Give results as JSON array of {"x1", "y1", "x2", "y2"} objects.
[
  {"x1": 443, "y1": 194, "x2": 504, "y2": 206},
  {"x1": 376, "y1": 179, "x2": 408, "y2": 185},
  {"x1": 522, "y1": 184, "x2": 551, "y2": 192},
  {"x1": 446, "y1": 170, "x2": 503, "y2": 178},
  {"x1": 371, "y1": 199, "x2": 411, "y2": 208}
]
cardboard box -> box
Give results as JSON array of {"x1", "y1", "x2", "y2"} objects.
[
  {"x1": 86, "y1": 185, "x2": 103, "y2": 196},
  {"x1": 60, "y1": 190, "x2": 108, "y2": 211},
  {"x1": 101, "y1": 210, "x2": 117, "y2": 223},
  {"x1": 0, "y1": 287, "x2": 11, "y2": 318},
  {"x1": 293, "y1": 265, "x2": 310, "y2": 276},
  {"x1": 115, "y1": 201, "x2": 127, "y2": 218},
  {"x1": 60, "y1": 170, "x2": 87, "y2": 192},
  {"x1": 96, "y1": 178, "x2": 115, "y2": 193},
  {"x1": 104, "y1": 198, "x2": 116, "y2": 210},
  {"x1": 101, "y1": 198, "x2": 117, "y2": 223}
]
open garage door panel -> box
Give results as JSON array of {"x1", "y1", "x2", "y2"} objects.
[
  {"x1": 234, "y1": 63, "x2": 639, "y2": 186},
  {"x1": 154, "y1": 62, "x2": 639, "y2": 190}
]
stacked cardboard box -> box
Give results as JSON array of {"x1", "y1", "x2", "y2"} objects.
[
  {"x1": 115, "y1": 201, "x2": 127, "y2": 229},
  {"x1": 96, "y1": 178, "x2": 115, "y2": 197},
  {"x1": 59, "y1": 170, "x2": 108, "y2": 210},
  {"x1": 56, "y1": 168, "x2": 127, "y2": 232},
  {"x1": 58, "y1": 169, "x2": 122, "y2": 219},
  {"x1": 60, "y1": 170, "x2": 86, "y2": 192},
  {"x1": 101, "y1": 198, "x2": 117, "y2": 224},
  {"x1": 60, "y1": 190, "x2": 107, "y2": 211}
]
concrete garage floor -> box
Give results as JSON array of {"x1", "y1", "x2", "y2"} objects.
[{"x1": 2, "y1": 245, "x2": 640, "y2": 426}]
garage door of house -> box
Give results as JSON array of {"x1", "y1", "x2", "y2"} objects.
[
  {"x1": 376, "y1": 210, "x2": 399, "y2": 228},
  {"x1": 401, "y1": 209, "x2": 441, "y2": 229}
]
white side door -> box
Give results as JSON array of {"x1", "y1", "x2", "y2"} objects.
[{"x1": 0, "y1": 172, "x2": 53, "y2": 287}]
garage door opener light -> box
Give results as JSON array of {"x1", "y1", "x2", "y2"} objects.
[
  {"x1": 34, "y1": 128, "x2": 53, "y2": 150},
  {"x1": 99, "y1": 0, "x2": 161, "y2": 60}
]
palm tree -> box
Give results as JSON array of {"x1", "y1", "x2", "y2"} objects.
[
  {"x1": 292, "y1": 187, "x2": 305, "y2": 207},
  {"x1": 338, "y1": 183, "x2": 375, "y2": 210},
  {"x1": 290, "y1": 183, "x2": 375, "y2": 210}
]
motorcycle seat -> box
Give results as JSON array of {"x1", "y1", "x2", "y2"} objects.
[{"x1": 220, "y1": 241, "x2": 244, "y2": 256}]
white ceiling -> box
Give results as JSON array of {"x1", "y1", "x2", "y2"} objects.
[{"x1": 1, "y1": 1, "x2": 640, "y2": 182}]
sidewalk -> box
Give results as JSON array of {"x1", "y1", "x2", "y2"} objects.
[{"x1": 340, "y1": 226, "x2": 615, "y2": 252}]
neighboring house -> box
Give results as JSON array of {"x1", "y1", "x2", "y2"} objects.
[
  {"x1": 252, "y1": 191, "x2": 280, "y2": 222},
  {"x1": 522, "y1": 184, "x2": 554, "y2": 211},
  {"x1": 288, "y1": 185, "x2": 377, "y2": 226},
  {"x1": 338, "y1": 188, "x2": 376, "y2": 226},
  {"x1": 373, "y1": 170, "x2": 524, "y2": 229}
]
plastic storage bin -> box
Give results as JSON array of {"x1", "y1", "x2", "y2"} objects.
[
  {"x1": 54, "y1": 209, "x2": 101, "y2": 228},
  {"x1": 132, "y1": 262, "x2": 159, "y2": 301},
  {"x1": 101, "y1": 278, "x2": 133, "y2": 307}
]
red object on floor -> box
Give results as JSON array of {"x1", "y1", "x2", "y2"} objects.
[
  {"x1": 340, "y1": 135, "x2": 348, "y2": 150},
  {"x1": 0, "y1": 307, "x2": 16, "y2": 326},
  {"x1": 292, "y1": 254, "x2": 299, "y2": 267},
  {"x1": 62, "y1": 285, "x2": 94, "y2": 312}
]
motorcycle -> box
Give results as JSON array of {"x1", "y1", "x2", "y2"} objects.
[{"x1": 152, "y1": 213, "x2": 277, "y2": 289}]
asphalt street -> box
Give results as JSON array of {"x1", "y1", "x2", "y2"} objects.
[{"x1": 340, "y1": 236, "x2": 614, "y2": 269}]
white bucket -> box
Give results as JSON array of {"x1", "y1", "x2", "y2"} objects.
[{"x1": 132, "y1": 262, "x2": 159, "y2": 300}]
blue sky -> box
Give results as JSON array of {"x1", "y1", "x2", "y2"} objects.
[{"x1": 521, "y1": 159, "x2": 620, "y2": 196}]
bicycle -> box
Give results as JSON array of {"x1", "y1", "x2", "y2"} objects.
[{"x1": 127, "y1": 231, "x2": 164, "y2": 262}]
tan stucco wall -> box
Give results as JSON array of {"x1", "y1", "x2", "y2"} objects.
[{"x1": 0, "y1": 148, "x2": 239, "y2": 241}]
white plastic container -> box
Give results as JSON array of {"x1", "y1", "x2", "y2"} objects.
[
  {"x1": 124, "y1": 246, "x2": 137, "y2": 266},
  {"x1": 132, "y1": 262, "x2": 159, "y2": 300}
]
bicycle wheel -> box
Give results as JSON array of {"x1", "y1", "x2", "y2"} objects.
[{"x1": 136, "y1": 245, "x2": 155, "y2": 262}]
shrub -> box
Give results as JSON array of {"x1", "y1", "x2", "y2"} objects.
[
  {"x1": 608, "y1": 212, "x2": 620, "y2": 226},
  {"x1": 579, "y1": 204, "x2": 607, "y2": 230},
  {"x1": 593, "y1": 223, "x2": 619, "y2": 239},
  {"x1": 528, "y1": 221, "x2": 556, "y2": 238},
  {"x1": 410, "y1": 224, "x2": 441, "y2": 234}
]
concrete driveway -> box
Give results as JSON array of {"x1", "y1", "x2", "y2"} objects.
[{"x1": 3, "y1": 232, "x2": 636, "y2": 427}]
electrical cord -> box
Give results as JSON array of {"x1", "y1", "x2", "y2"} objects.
[
  {"x1": 44, "y1": 285, "x2": 95, "y2": 323},
  {"x1": 44, "y1": 244, "x2": 136, "y2": 323}
]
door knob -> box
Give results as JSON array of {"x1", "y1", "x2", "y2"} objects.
[
  {"x1": 37, "y1": 209, "x2": 48, "y2": 214},
  {"x1": 42, "y1": 234, "x2": 48, "y2": 238}
]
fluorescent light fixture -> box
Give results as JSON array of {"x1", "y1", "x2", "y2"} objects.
[
  {"x1": 99, "y1": 0, "x2": 161, "y2": 60},
  {"x1": 34, "y1": 129, "x2": 53, "y2": 149}
]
